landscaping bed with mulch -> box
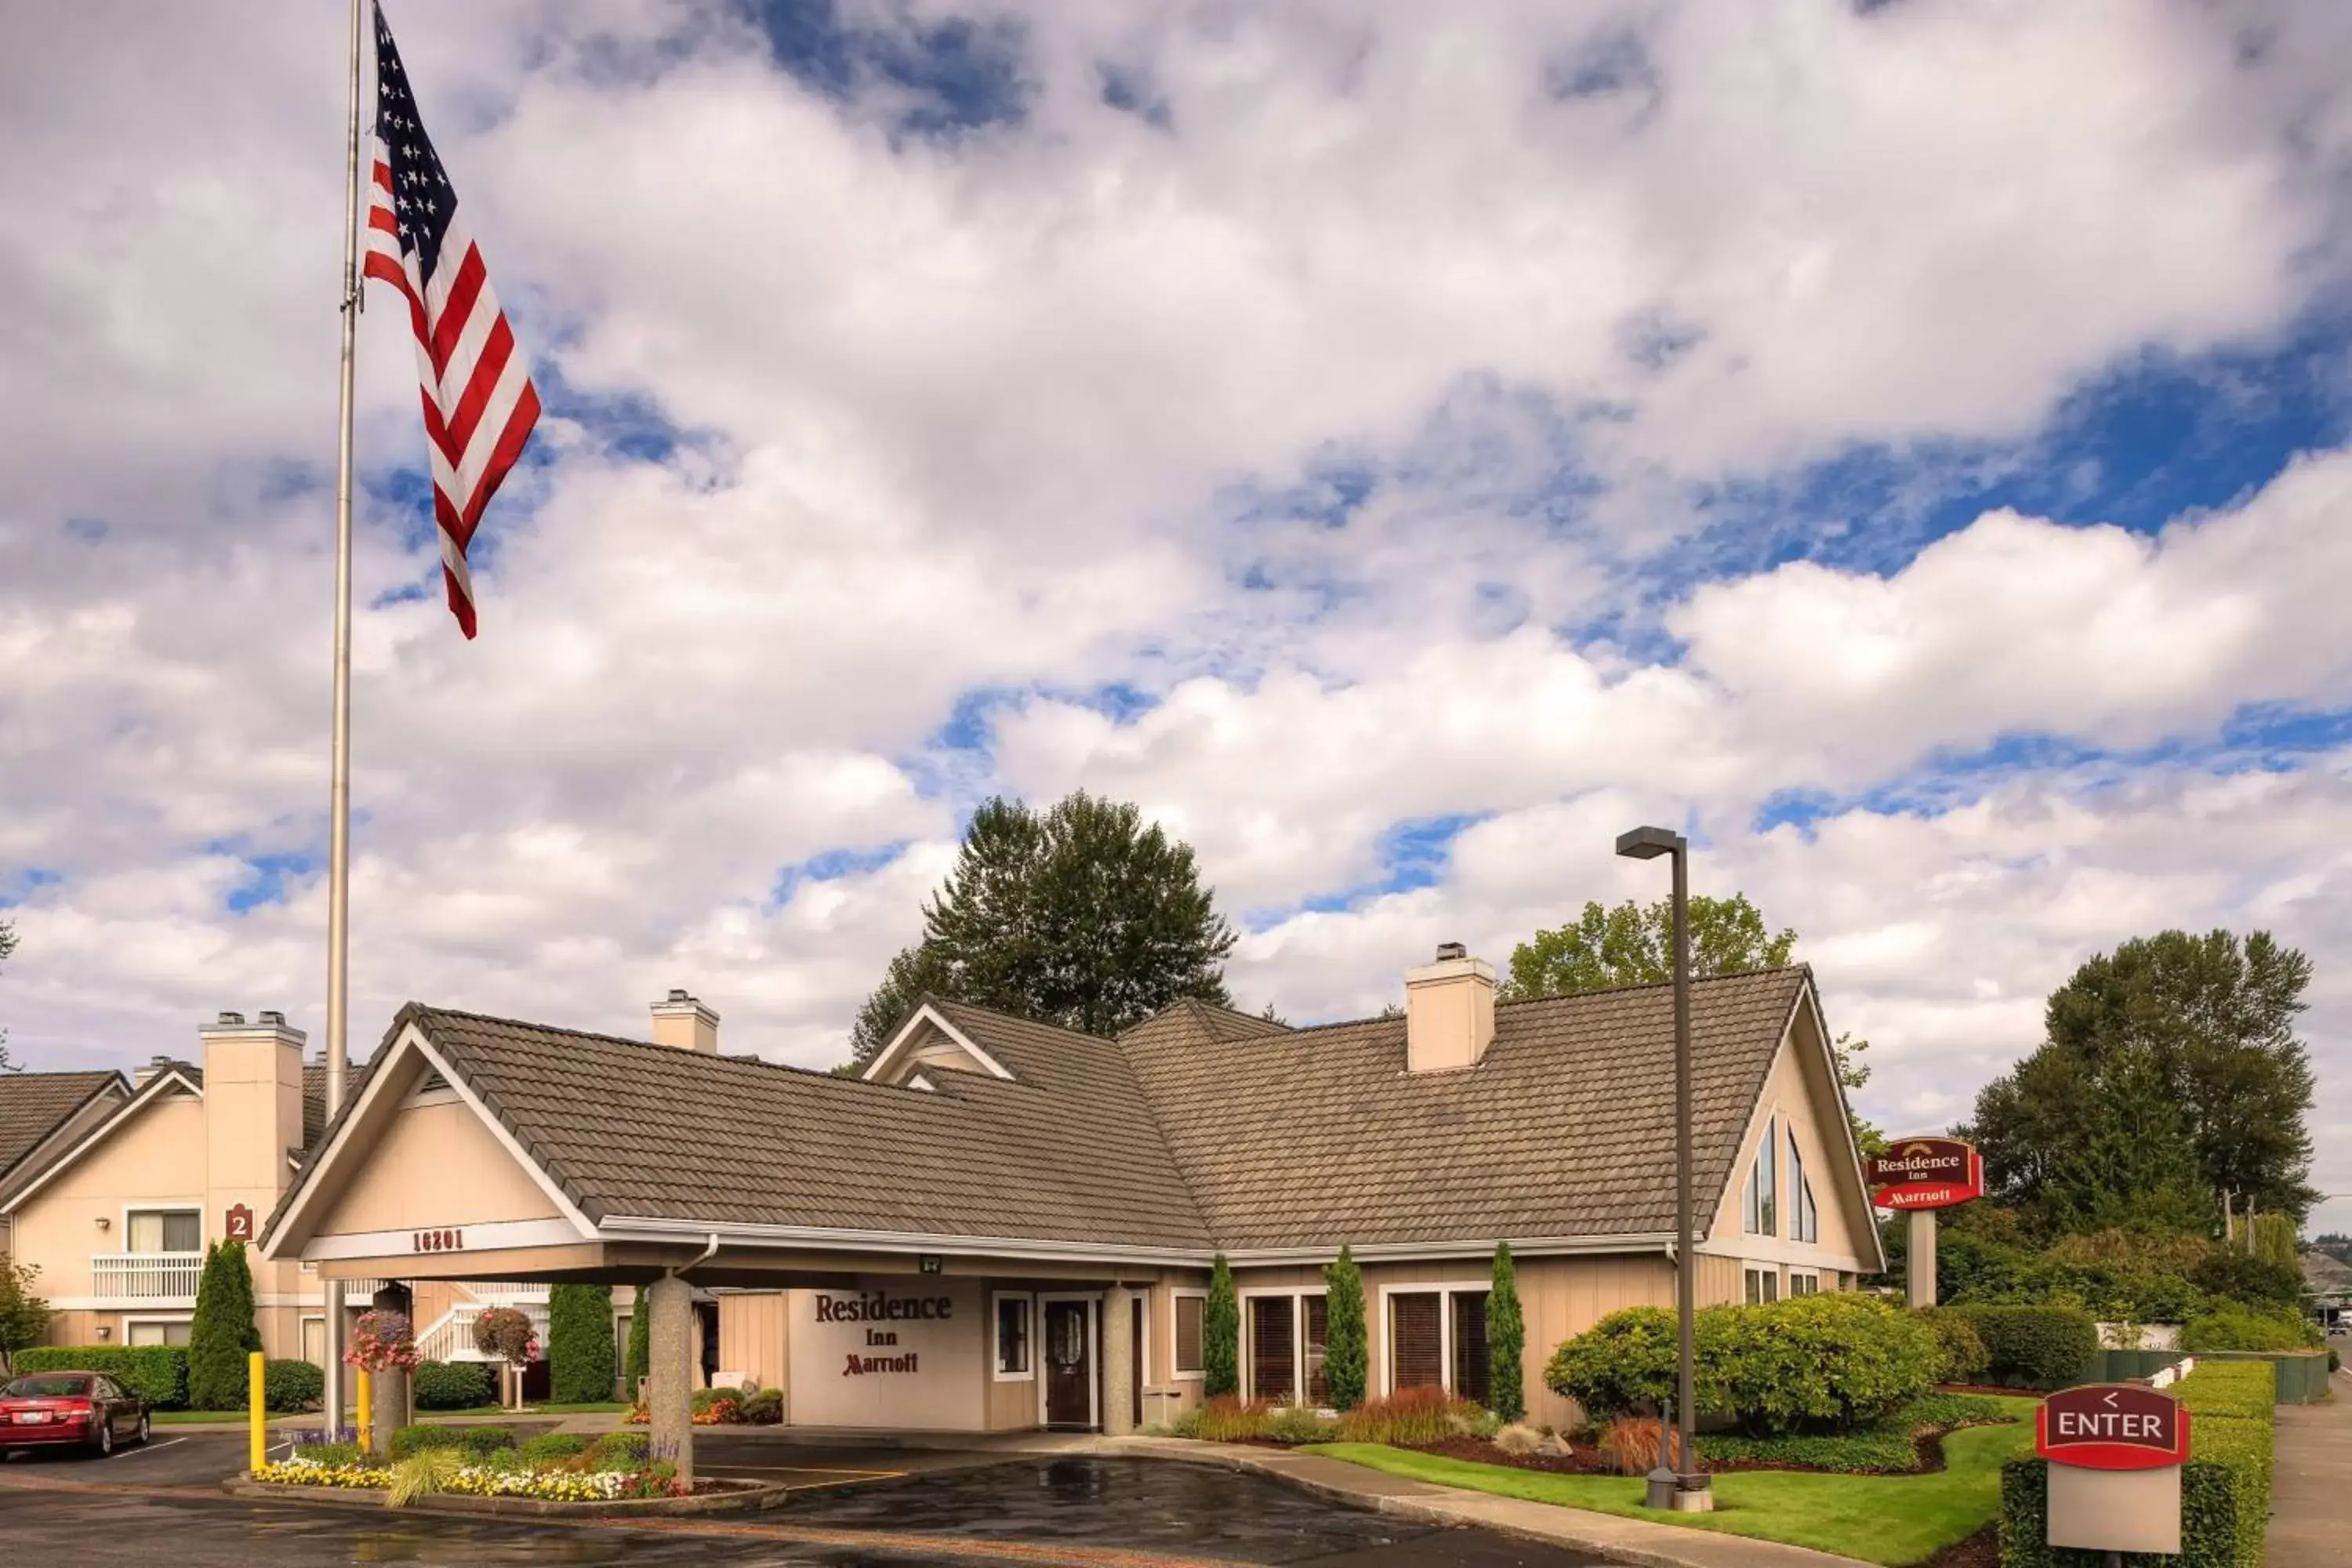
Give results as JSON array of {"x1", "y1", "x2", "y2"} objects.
[{"x1": 1915, "y1": 1522, "x2": 1998, "y2": 1568}]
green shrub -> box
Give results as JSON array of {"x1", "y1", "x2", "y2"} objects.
[
  {"x1": 1915, "y1": 1307, "x2": 1991, "y2": 1384},
  {"x1": 1334, "y1": 1387, "x2": 1483, "y2": 1446},
  {"x1": 411, "y1": 1359, "x2": 493, "y2": 1410},
  {"x1": 518, "y1": 1432, "x2": 589, "y2": 1465},
  {"x1": 1487, "y1": 1243, "x2": 1526, "y2": 1423},
  {"x1": 737, "y1": 1388, "x2": 782, "y2": 1424},
  {"x1": 2175, "y1": 1361, "x2": 2276, "y2": 1422},
  {"x1": 1323, "y1": 1247, "x2": 1367, "y2": 1412},
  {"x1": 691, "y1": 1385, "x2": 739, "y2": 1414},
  {"x1": 459, "y1": 1425, "x2": 516, "y2": 1457},
  {"x1": 2001, "y1": 1458, "x2": 2240, "y2": 1568},
  {"x1": 1544, "y1": 1305, "x2": 1690, "y2": 1417},
  {"x1": 546, "y1": 1283, "x2": 615, "y2": 1405},
  {"x1": 2182, "y1": 1302, "x2": 2319, "y2": 1352},
  {"x1": 13, "y1": 1345, "x2": 187, "y2": 1408},
  {"x1": 185, "y1": 1240, "x2": 263, "y2": 1410},
  {"x1": 2188, "y1": 1416, "x2": 2272, "y2": 1568},
  {"x1": 263, "y1": 1358, "x2": 324, "y2": 1412},
  {"x1": 1941, "y1": 1304, "x2": 2097, "y2": 1388},
  {"x1": 291, "y1": 1439, "x2": 363, "y2": 1466},
  {"x1": 1203, "y1": 1255, "x2": 1239, "y2": 1399},
  {"x1": 2190, "y1": 1252, "x2": 2303, "y2": 1308},
  {"x1": 388, "y1": 1425, "x2": 469, "y2": 1460},
  {"x1": 1695, "y1": 1392, "x2": 2007, "y2": 1474},
  {"x1": 624, "y1": 1299, "x2": 649, "y2": 1394},
  {"x1": 1711, "y1": 1294, "x2": 1940, "y2": 1436},
  {"x1": 388, "y1": 1448, "x2": 464, "y2": 1508},
  {"x1": 589, "y1": 1431, "x2": 648, "y2": 1471}
]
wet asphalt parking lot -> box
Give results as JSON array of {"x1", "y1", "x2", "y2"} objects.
[{"x1": 0, "y1": 1432, "x2": 1603, "y2": 1567}]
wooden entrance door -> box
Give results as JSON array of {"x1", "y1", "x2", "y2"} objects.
[{"x1": 1044, "y1": 1299, "x2": 1092, "y2": 1426}]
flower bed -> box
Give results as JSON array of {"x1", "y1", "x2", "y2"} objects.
[{"x1": 256, "y1": 1454, "x2": 666, "y2": 1503}]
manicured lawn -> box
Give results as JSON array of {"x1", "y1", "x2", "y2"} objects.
[
  {"x1": 152, "y1": 1409, "x2": 256, "y2": 1425},
  {"x1": 1306, "y1": 1396, "x2": 2040, "y2": 1568},
  {"x1": 154, "y1": 1399, "x2": 630, "y2": 1425}
]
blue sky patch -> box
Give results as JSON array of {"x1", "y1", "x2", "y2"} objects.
[
  {"x1": 747, "y1": 0, "x2": 1030, "y2": 141},
  {"x1": 223, "y1": 851, "x2": 318, "y2": 914},
  {"x1": 769, "y1": 840, "x2": 908, "y2": 907}
]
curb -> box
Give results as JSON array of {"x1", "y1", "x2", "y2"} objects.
[{"x1": 222, "y1": 1475, "x2": 792, "y2": 1518}]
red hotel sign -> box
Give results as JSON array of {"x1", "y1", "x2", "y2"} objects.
[
  {"x1": 2036, "y1": 1385, "x2": 2190, "y2": 1472},
  {"x1": 1866, "y1": 1137, "x2": 1983, "y2": 1210}
]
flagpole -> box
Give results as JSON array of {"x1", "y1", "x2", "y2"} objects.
[{"x1": 322, "y1": 0, "x2": 365, "y2": 1441}]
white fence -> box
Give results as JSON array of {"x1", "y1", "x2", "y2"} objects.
[{"x1": 89, "y1": 1252, "x2": 202, "y2": 1302}]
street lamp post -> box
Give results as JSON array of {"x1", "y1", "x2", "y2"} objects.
[{"x1": 1617, "y1": 824, "x2": 1710, "y2": 1512}]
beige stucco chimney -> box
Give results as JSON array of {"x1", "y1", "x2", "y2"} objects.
[
  {"x1": 198, "y1": 1009, "x2": 306, "y2": 1265},
  {"x1": 1405, "y1": 942, "x2": 1496, "y2": 1073},
  {"x1": 650, "y1": 989, "x2": 720, "y2": 1053}
]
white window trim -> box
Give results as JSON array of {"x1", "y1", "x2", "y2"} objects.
[
  {"x1": 122, "y1": 1312, "x2": 195, "y2": 1347},
  {"x1": 1789, "y1": 1271, "x2": 1820, "y2": 1296},
  {"x1": 1742, "y1": 1265, "x2": 1784, "y2": 1305},
  {"x1": 118, "y1": 1200, "x2": 205, "y2": 1253},
  {"x1": 1035, "y1": 1292, "x2": 1100, "y2": 1429},
  {"x1": 1237, "y1": 1287, "x2": 1329, "y2": 1407},
  {"x1": 991, "y1": 1290, "x2": 1036, "y2": 1383},
  {"x1": 1374, "y1": 1280, "x2": 1490, "y2": 1399},
  {"x1": 1167, "y1": 1287, "x2": 1207, "y2": 1381}
]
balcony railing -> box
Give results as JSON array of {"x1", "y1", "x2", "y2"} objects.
[{"x1": 91, "y1": 1252, "x2": 203, "y2": 1302}]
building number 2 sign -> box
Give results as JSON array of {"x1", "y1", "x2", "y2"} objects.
[
  {"x1": 223, "y1": 1203, "x2": 254, "y2": 1240},
  {"x1": 412, "y1": 1227, "x2": 466, "y2": 1253}
]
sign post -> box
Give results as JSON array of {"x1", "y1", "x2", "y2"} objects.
[
  {"x1": 2037, "y1": 1383, "x2": 2189, "y2": 1557},
  {"x1": 1864, "y1": 1137, "x2": 1983, "y2": 1308}
]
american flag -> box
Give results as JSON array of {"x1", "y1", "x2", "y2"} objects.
[{"x1": 363, "y1": 2, "x2": 540, "y2": 639}]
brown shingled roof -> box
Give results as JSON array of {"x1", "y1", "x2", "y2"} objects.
[{"x1": 0, "y1": 1069, "x2": 128, "y2": 1187}]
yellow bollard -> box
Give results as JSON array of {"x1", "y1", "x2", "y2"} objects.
[
  {"x1": 358, "y1": 1368, "x2": 373, "y2": 1457},
  {"x1": 248, "y1": 1351, "x2": 267, "y2": 1475}
]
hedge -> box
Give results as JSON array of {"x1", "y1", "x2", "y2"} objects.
[
  {"x1": 1941, "y1": 1305, "x2": 2097, "y2": 1389},
  {"x1": 2174, "y1": 1361, "x2": 2276, "y2": 1422},
  {"x1": 263, "y1": 1358, "x2": 323, "y2": 1412},
  {"x1": 1999, "y1": 1458, "x2": 2238, "y2": 1568},
  {"x1": 412, "y1": 1359, "x2": 495, "y2": 1410},
  {"x1": 547, "y1": 1283, "x2": 616, "y2": 1404},
  {"x1": 388, "y1": 1422, "x2": 516, "y2": 1460},
  {"x1": 13, "y1": 1345, "x2": 187, "y2": 1408},
  {"x1": 1915, "y1": 1306, "x2": 1991, "y2": 1384},
  {"x1": 2181, "y1": 1302, "x2": 2318, "y2": 1353}
]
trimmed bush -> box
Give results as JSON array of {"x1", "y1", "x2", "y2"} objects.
[
  {"x1": 737, "y1": 1388, "x2": 782, "y2": 1424},
  {"x1": 1204, "y1": 1255, "x2": 1240, "y2": 1400},
  {"x1": 1915, "y1": 1307, "x2": 1991, "y2": 1385},
  {"x1": 263, "y1": 1358, "x2": 324, "y2": 1412},
  {"x1": 13, "y1": 1345, "x2": 187, "y2": 1408},
  {"x1": 1697, "y1": 1392, "x2": 2008, "y2": 1474},
  {"x1": 459, "y1": 1425, "x2": 517, "y2": 1457},
  {"x1": 2182, "y1": 1301, "x2": 2319, "y2": 1352},
  {"x1": 546, "y1": 1283, "x2": 615, "y2": 1404},
  {"x1": 691, "y1": 1385, "x2": 738, "y2": 1414},
  {"x1": 1711, "y1": 1294, "x2": 1940, "y2": 1436},
  {"x1": 2176, "y1": 1361, "x2": 2276, "y2": 1422},
  {"x1": 1487, "y1": 1243, "x2": 1526, "y2": 1422},
  {"x1": 1941, "y1": 1304, "x2": 2097, "y2": 1389},
  {"x1": 411, "y1": 1359, "x2": 494, "y2": 1410},
  {"x1": 1262, "y1": 1405, "x2": 1340, "y2": 1444},
  {"x1": 1323, "y1": 1247, "x2": 1367, "y2": 1412},
  {"x1": 589, "y1": 1430, "x2": 648, "y2": 1468},
  {"x1": 186, "y1": 1239, "x2": 263, "y2": 1410},
  {"x1": 1544, "y1": 1305, "x2": 1690, "y2": 1418},
  {"x1": 2002, "y1": 1457, "x2": 2240, "y2": 1568}
]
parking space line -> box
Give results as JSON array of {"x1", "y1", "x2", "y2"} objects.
[{"x1": 104, "y1": 1438, "x2": 187, "y2": 1460}]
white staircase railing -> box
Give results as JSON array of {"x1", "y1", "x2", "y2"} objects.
[{"x1": 414, "y1": 1294, "x2": 550, "y2": 1363}]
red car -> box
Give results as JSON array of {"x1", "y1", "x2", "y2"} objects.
[{"x1": 0, "y1": 1371, "x2": 151, "y2": 1457}]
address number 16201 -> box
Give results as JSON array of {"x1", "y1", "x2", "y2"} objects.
[{"x1": 412, "y1": 1228, "x2": 465, "y2": 1253}]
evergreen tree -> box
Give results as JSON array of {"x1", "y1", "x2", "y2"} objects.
[
  {"x1": 0, "y1": 916, "x2": 16, "y2": 1071},
  {"x1": 1966, "y1": 929, "x2": 2320, "y2": 1229},
  {"x1": 1203, "y1": 1254, "x2": 1240, "y2": 1399},
  {"x1": 850, "y1": 793, "x2": 1239, "y2": 1060},
  {"x1": 1485, "y1": 1243, "x2": 1526, "y2": 1422},
  {"x1": 186, "y1": 1239, "x2": 261, "y2": 1410},
  {"x1": 1322, "y1": 1247, "x2": 1367, "y2": 1411},
  {"x1": 547, "y1": 1283, "x2": 616, "y2": 1405},
  {"x1": 624, "y1": 1293, "x2": 651, "y2": 1396}
]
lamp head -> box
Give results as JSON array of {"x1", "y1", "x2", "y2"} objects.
[{"x1": 1615, "y1": 826, "x2": 1685, "y2": 861}]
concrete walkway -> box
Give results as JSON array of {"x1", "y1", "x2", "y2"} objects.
[
  {"x1": 1100, "y1": 1438, "x2": 1871, "y2": 1568},
  {"x1": 2266, "y1": 1370, "x2": 2352, "y2": 1567}
]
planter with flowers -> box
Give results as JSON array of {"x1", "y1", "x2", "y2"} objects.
[
  {"x1": 470, "y1": 1306, "x2": 538, "y2": 1412},
  {"x1": 343, "y1": 1310, "x2": 422, "y2": 1457}
]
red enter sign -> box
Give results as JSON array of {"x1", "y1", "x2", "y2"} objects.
[{"x1": 2037, "y1": 1385, "x2": 2189, "y2": 1472}]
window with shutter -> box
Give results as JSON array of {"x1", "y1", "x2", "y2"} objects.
[
  {"x1": 1250, "y1": 1296, "x2": 1297, "y2": 1404},
  {"x1": 1390, "y1": 1292, "x2": 1443, "y2": 1390},
  {"x1": 1174, "y1": 1295, "x2": 1204, "y2": 1376},
  {"x1": 1451, "y1": 1291, "x2": 1490, "y2": 1406},
  {"x1": 1303, "y1": 1295, "x2": 1329, "y2": 1406}
]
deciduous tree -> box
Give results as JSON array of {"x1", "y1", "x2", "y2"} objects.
[
  {"x1": 0, "y1": 1258, "x2": 49, "y2": 1374},
  {"x1": 851, "y1": 793, "x2": 1238, "y2": 1059},
  {"x1": 1502, "y1": 893, "x2": 1795, "y2": 999}
]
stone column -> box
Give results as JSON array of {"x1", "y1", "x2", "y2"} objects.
[
  {"x1": 647, "y1": 1274, "x2": 695, "y2": 1484},
  {"x1": 1102, "y1": 1286, "x2": 1134, "y2": 1436}
]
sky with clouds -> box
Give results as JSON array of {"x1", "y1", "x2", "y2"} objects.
[{"x1": 5, "y1": 1, "x2": 2350, "y2": 1231}]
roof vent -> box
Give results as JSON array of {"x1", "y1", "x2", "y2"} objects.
[
  {"x1": 666, "y1": 988, "x2": 692, "y2": 1004},
  {"x1": 216, "y1": 1011, "x2": 246, "y2": 1026},
  {"x1": 133, "y1": 1054, "x2": 176, "y2": 1087},
  {"x1": 259, "y1": 1010, "x2": 286, "y2": 1026},
  {"x1": 1434, "y1": 942, "x2": 1467, "y2": 963}
]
